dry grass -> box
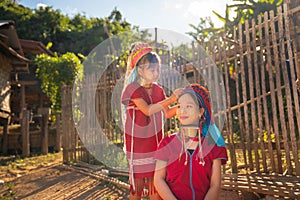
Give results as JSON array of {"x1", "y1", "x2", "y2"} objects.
[{"x1": 0, "y1": 152, "x2": 62, "y2": 181}]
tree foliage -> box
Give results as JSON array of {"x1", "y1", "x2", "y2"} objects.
[
  {"x1": 188, "y1": 0, "x2": 283, "y2": 42},
  {"x1": 0, "y1": 2, "x2": 132, "y2": 56},
  {"x1": 214, "y1": 0, "x2": 283, "y2": 30},
  {"x1": 34, "y1": 53, "x2": 83, "y2": 111},
  {"x1": 1, "y1": 1, "x2": 158, "y2": 113},
  {"x1": 187, "y1": 17, "x2": 220, "y2": 43}
]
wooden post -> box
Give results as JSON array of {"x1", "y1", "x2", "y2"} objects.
[
  {"x1": 39, "y1": 107, "x2": 49, "y2": 155},
  {"x1": 22, "y1": 110, "x2": 30, "y2": 157},
  {"x1": 20, "y1": 85, "x2": 26, "y2": 119},
  {"x1": 62, "y1": 85, "x2": 67, "y2": 163},
  {"x1": 55, "y1": 113, "x2": 61, "y2": 152},
  {"x1": 2, "y1": 119, "x2": 9, "y2": 155},
  {"x1": 62, "y1": 85, "x2": 71, "y2": 164}
]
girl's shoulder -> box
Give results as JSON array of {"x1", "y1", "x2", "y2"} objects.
[
  {"x1": 122, "y1": 82, "x2": 144, "y2": 96},
  {"x1": 162, "y1": 132, "x2": 179, "y2": 142},
  {"x1": 204, "y1": 143, "x2": 228, "y2": 164},
  {"x1": 158, "y1": 132, "x2": 180, "y2": 149},
  {"x1": 125, "y1": 82, "x2": 140, "y2": 90},
  {"x1": 122, "y1": 82, "x2": 143, "y2": 104},
  {"x1": 152, "y1": 82, "x2": 164, "y2": 90}
]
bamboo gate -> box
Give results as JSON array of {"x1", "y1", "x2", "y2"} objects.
[{"x1": 62, "y1": 4, "x2": 300, "y2": 198}]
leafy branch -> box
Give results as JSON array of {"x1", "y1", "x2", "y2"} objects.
[{"x1": 34, "y1": 52, "x2": 83, "y2": 112}]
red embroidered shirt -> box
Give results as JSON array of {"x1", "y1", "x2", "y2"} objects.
[
  {"x1": 122, "y1": 82, "x2": 166, "y2": 178},
  {"x1": 154, "y1": 133, "x2": 228, "y2": 200}
]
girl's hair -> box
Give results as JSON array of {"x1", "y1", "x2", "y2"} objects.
[
  {"x1": 180, "y1": 84, "x2": 210, "y2": 122},
  {"x1": 179, "y1": 91, "x2": 203, "y2": 109},
  {"x1": 127, "y1": 42, "x2": 153, "y2": 71},
  {"x1": 179, "y1": 83, "x2": 226, "y2": 165},
  {"x1": 136, "y1": 51, "x2": 161, "y2": 69},
  {"x1": 179, "y1": 83, "x2": 212, "y2": 166}
]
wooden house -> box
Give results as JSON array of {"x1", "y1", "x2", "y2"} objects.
[
  {"x1": 0, "y1": 20, "x2": 30, "y2": 153},
  {"x1": 0, "y1": 20, "x2": 29, "y2": 118},
  {"x1": 0, "y1": 20, "x2": 54, "y2": 154},
  {"x1": 9, "y1": 39, "x2": 53, "y2": 124}
]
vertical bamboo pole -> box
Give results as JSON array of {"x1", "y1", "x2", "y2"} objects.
[
  {"x1": 264, "y1": 10, "x2": 282, "y2": 173},
  {"x1": 252, "y1": 17, "x2": 267, "y2": 172},
  {"x1": 196, "y1": 43, "x2": 202, "y2": 85},
  {"x1": 259, "y1": 14, "x2": 275, "y2": 172},
  {"x1": 223, "y1": 35, "x2": 238, "y2": 173},
  {"x1": 245, "y1": 20, "x2": 260, "y2": 172},
  {"x1": 239, "y1": 22, "x2": 254, "y2": 170},
  {"x1": 214, "y1": 39, "x2": 221, "y2": 128},
  {"x1": 282, "y1": 4, "x2": 300, "y2": 175},
  {"x1": 192, "y1": 41, "x2": 197, "y2": 84},
  {"x1": 166, "y1": 49, "x2": 172, "y2": 133},
  {"x1": 270, "y1": 9, "x2": 286, "y2": 173},
  {"x1": 234, "y1": 25, "x2": 248, "y2": 170}
]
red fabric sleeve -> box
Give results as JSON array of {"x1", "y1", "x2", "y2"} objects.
[
  {"x1": 154, "y1": 136, "x2": 171, "y2": 161},
  {"x1": 211, "y1": 146, "x2": 228, "y2": 165},
  {"x1": 121, "y1": 83, "x2": 144, "y2": 105}
]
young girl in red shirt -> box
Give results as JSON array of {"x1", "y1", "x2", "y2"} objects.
[
  {"x1": 121, "y1": 42, "x2": 182, "y2": 200},
  {"x1": 154, "y1": 83, "x2": 228, "y2": 200}
]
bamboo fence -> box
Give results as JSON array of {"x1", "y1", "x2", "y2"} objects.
[{"x1": 62, "y1": 4, "x2": 300, "y2": 179}]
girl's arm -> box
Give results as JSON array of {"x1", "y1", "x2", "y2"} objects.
[
  {"x1": 204, "y1": 159, "x2": 222, "y2": 200},
  {"x1": 132, "y1": 88, "x2": 182, "y2": 117},
  {"x1": 164, "y1": 105, "x2": 178, "y2": 119},
  {"x1": 154, "y1": 160, "x2": 178, "y2": 200}
]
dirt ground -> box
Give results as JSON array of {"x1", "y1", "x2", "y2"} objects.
[
  {"x1": 0, "y1": 164, "x2": 129, "y2": 199},
  {"x1": 0, "y1": 153, "x2": 274, "y2": 200},
  {"x1": 0, "y1": 153, "x2": 130, "y2": 200}
]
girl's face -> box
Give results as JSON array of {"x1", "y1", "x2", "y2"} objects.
[
  {"x1": 138, "y1": 61, "x2": 160, "y2": 84},
  {"x1": 177, "y1": 93, "x2": 204, "y2": 126}
]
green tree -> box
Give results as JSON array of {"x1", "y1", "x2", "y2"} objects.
[
  {"x1": 187, "y1": 16, "x2": 220, "y2": 43},
  {"x1": 213, "y1": 0, "x2": 283, "y2": 31},
  {"x1": 188, "y1": 0, "x2": 283, "y2": 42},
  {"x1": 0, "y1": 2, "x2": 133, "y2": 56},
  {"x1": 34, "y1": 52, "x2": 83, "y2": 112}
]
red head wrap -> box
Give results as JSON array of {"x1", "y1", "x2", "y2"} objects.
[{"x1": 128, "y1": 43, "x2": 153, "y2": 70}]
